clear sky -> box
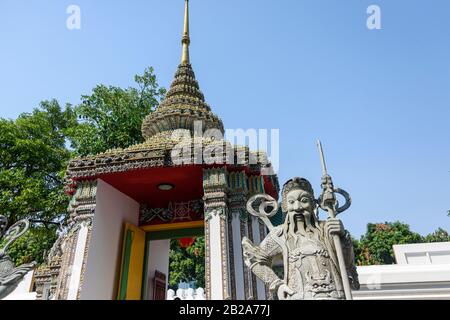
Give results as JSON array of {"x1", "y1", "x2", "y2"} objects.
[{"x1": 0, "y1": 0, "x2": 449, "y2": 237}]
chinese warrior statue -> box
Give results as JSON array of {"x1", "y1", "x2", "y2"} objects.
[
  {"x1": 242, "y1": 142, "x2": 360, "y2": 300},
  {"x1": 0, "y1": 215, "x2": 36, "y2": 299}
]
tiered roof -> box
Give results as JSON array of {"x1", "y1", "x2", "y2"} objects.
[
  {"x1": 64, "y1": 0, "x2": 277, "y2": 196},
  {"x1": 142, "y1": 0, "x2": 223, "y2": 140}
]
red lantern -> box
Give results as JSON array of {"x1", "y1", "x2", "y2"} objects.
[{"x1": 179, "y1": 237, "x2": 196, "y2": 248}]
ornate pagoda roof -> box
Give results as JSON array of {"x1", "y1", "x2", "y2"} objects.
[
  {"x1": 64, "y1": 1, "x2": 278, "y2": 196},
  {"x1": 140, "y1": 63, "x2": 224, "y2": 141}
]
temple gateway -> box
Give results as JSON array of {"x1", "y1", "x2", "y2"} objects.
[{"x1": 31, "y1": 0, "x2": 279, "y2": 300}]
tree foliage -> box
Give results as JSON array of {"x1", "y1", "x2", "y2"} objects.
[
  {"x1": 354, "y1": 221, "x2": 450, "y2": 266},
  {"x1": 0, "y1": 68, "x2": 165, "y2": 265},
  {"x1": 67, "y1": 67, "x2": 166, "y2": 156},
  {"x1": 422, "y1": 228, "x2": 450, "y2": 243},
  {"x1": 4, "y1": 226, "x2": 59, "y2": 265},
  {"x1": 0, "y1": 101, "x2": 74, "y2": 264},
  {"x1": 0, "y1": 100, "x2": 74, "y2": 226},
  {"x1": 169, "y1": 237, "x2": 205, "y2": 290}
]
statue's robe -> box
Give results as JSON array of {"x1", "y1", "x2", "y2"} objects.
[{"x1": 242, "y1": 221, "x2": 359, "y2": 300}]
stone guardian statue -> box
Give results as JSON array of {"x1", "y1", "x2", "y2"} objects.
[
  {"x1": 242, "y1": 142, "x2": 359, "y2": 300},
  {"x1": 0, "y1": 215, "x2": 36, "y2": 299}
]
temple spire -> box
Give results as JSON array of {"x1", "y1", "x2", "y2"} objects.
[
  {"x1": 181, "y1": 0, "x2": 190, "y2": 64},
  {"x1": 141, "y1": 0, "x2": 224, "y2": 141}
]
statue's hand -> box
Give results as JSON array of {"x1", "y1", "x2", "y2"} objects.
[
  {"x1": 277, "y1": 284, "x2": 295, "y2": 300},
  {"x1": 325, "y1": 218, "x2": 345, "y2": 237}
]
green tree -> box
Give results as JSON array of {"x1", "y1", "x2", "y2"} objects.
[
  {"x1": 0, "y1": 100, "x2": 75, "y2": 264},
  {"x1": 5, "y1": 226, "x2": 59, "y2": 265},
  {"x1": 354, "y1": 221, "x2": 423, "y2": 265},
  {"x1": 67, "y1": 67, "x2": 166, "y2": 156},
  {"x1": 1, "y1": 67, "x2": 165, "y2": 265},
  {"x1": 169, "y1": 237, "x2": 205, "y2": 289},
  {"x1": 423, "y1": 228, "x2": 450, "y2": 243},
  {"x1": 354, "y1": 222, "x2": 450, "y2": 266}
]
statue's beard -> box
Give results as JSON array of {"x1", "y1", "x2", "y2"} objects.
[{"x1": 288, "y1": 210, "x2": 318, "y2": 240}]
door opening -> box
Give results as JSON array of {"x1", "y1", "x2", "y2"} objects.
[{"x1": 117, "y1": 221, "x2": 204, "y2": 300}]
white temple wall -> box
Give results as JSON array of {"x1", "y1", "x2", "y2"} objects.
[
  {"x1": 80, "y1": 179, "x2": 139, "y2": 300},
  {"x1": 67, "y1": 224, "x2": 89, "y2": 300},
  {"x1": 144, "y1": 239, "x2": 170, "y2": 300},
  {"x1": 209, "y1": 214, "x2": 225, "y2": 300}
]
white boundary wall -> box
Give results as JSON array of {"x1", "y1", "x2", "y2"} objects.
[
  {"x1": 394, "y1": 242, "x2": 450, "y2": 265},
  {"x1": 354, "y1": 242, "x2": 450, "y2": 300},
  {"x1": 354, "y1": 264, "x2": 450, "y2": 300}
]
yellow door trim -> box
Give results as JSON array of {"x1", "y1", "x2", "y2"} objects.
[
  {"x1": 117, "y1": 223, "x2": 146, "y2": 300},
  {"x1": 141, "y1": 220, "x2": 204, "y2": 232}
]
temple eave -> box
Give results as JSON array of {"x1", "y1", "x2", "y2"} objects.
[{"x1": 64, "y1": 138, "x2": 278, "y2": 196}]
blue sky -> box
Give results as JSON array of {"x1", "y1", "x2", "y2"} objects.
[{"x1": 0, "y1": 0, "x2": 449, "y2": 237}]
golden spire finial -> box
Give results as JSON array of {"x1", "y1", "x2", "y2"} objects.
[{"x1": 181, "y1": 0, "x2": 190, "y2": 64}]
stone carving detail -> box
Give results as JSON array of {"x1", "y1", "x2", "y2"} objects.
[
  {"x1": 202, "y1": 168, "x2": 232, "y2": 299},
  {"x1": 167, "y1": 288, "x2": 206, "y2": 300},
  {"x1": 34, "y1": 255, "x2": 62, "y2": 300},
  {"x1": 141, "y1": 206, "x2": 174, "y2": 223},
  {"x1": 139, "y1": 199, "x2": 204, "y2": 225},
  {"x1": 203, "y1": 168, "x2": 229, "y2": 222},
  {"x1": 34, "y1": 180, "x2": 97, "y2": 300},
  {"x1": 204, "y1": 208, "x2": 227, "y2": 221},
  {"x1": 67, "y1": 180, "x2": 97, "y2": 225},
  {"x1": 64, "y1": 140, "x2": 275, "y2": 193},
  {"x1": 242, "y1": 177, "x2": 359, "y2": 300},
  {"x1": 228, "y1": 171, "x2": 250, "y2": 222},
  {"x1": 0, "y1": 216, "x2": 36, "y2": 299}
]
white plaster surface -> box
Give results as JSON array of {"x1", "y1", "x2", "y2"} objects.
[
  {"x1": 394, "y1": 242, "x2": 450, "y2": 265},
  {"x1": 209, "y1": 215, "x2": 224, "y2": 300},
  {"x1": 145, "y1": 239, "x2": 170, "y2": 300},
  {"x1": 80, "y1": 179, "x2": 139, "y2": 300},
  {"x1": 354, "y1": 263, "x2": 450, "y2": 300},
  {"x1": 354, "y1": 243, "x2": 450, "y2": 300},
  {"x1": 67, "y1": 224, "x2": 88, "y2": 300}
]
